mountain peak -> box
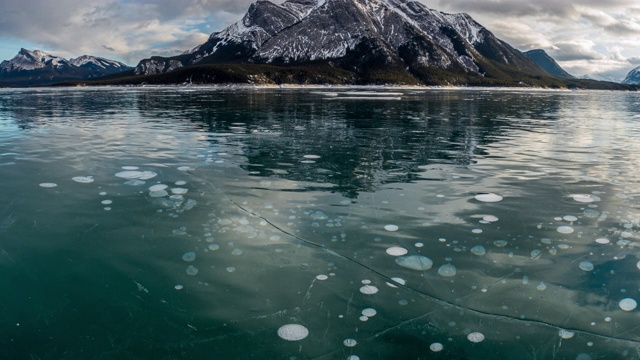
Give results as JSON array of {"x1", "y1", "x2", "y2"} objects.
[
  {"x1": 622, "y1": 65, "x2": 640, "y2": 85},
  {"x1": 524, "y1": 49, "x2": 574, "y2": 79},
  {"x1": 134, "y1": 0, "x2": 553, "y2": 85}
]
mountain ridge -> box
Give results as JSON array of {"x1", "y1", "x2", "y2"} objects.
[
  {"x1": 133, "y1": 0, "x2": 551, "y2": 86},
  {"x1": 0, "y1": 48, "x2": 131, "y2": 87},
  {"x1": 524, "y1": 49, "x2": 574, "y2": 79}
]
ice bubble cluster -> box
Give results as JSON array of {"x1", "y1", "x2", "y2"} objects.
[
  {"x1": 437, "y1": 264, "x2": 457, "y2": 277},
  {"x1": 361, "y1": 308, "x2": 377, "y2": 317},
  {"x1": 72, "y1": 176, "x2": 94, "y2": 183},
  {"x1": 619, "y1": 298, "x2": 637, "y2": 311},
  {"x1": 557, "y1": 226, "x2": 574, "y2": 234},
  {"x1": 558, "y1": 329, "x2": 575, "y2": 339},
  {"x1": 475, "y1": 193, "x2": 503, "y2": 202},
  {"x1": 579, "y1": 261, "x2": 594, "y2": 271},
  {"x1": 277, "y1": 324, "x2": 309, "y2": 341},
  {"x1": 182, "y1": 252, "x2": 196, "y2": 262},
  {"x1": 359, "y1": 285, "x2": 379, "y2": 295},
  {"x1": 471, "y1": 245, "x2": 486, "y2": 256},
  {"x1": 395, "y1": 255, "x2": 433, "y2": 271},
  {"x1": 385, "y1": 246, "x2": 408, "y2": 256},
  {"x1": 467, "y1": 332, "x2": 485, "y2": 343},
  {"x1": 572, "y1": 194, "x2": 596, "y2": 203},
  {"x1": 343, "y1": 339, "x2": 357, "y2": 347},
  {"x1": 115, "y1": 170, "x2": 157, "y2": 180},
  {"x1": 384, "y1": 224, "x2": 399, "y2": 232}
]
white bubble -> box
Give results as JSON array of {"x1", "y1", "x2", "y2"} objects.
[
  {"x1": 72, "y1": 176, "x2": 94, "y2": 183},
  {"x1": 467, "y1": 332, "x2": 485, "y2": 343},
  {"x1": 171, "y1": 188, "x2": 188, "y2": 195},
  {"x1": 177, "y1": 166, "x2": 192, "y2": 171},
  {"x1": 277, "y1": 324, "x2": 309, "y2": 341},
  {"x1": 362, "y1": 308, "x2": 377, "y2": 317},
  {"x1": 175, "y1": 180, "x2": 187, "y2": 186},
  {"x1": 99, "y1": 191, "x2": 107, "y2": 196},
  {"x1": 231, "y1": 248, "x2": 243, "y2": 256},
  {"x1": 430, "y1": 342, "x2": 444, "y2": 352},
  {"x1": 563, "y1": 215, "x2": 578, "y2": 222},
  {"x1": 115, "y1": 170, "x2": 157, "y2": 180},
  {"x1": 39, "y1": 183, "x2": 57, "y2": 188},
  {"x1": 226, "y1": 267, "x2": 236, "y2": 273},
  {"x1": 384, "y1": 224, "x2": 399, "y2": 232},
  {"x1": 572, "y1": 194, "x2": 595, "y2": 203},
  {"x1": 182, "y1": 252, "x2": 196, "y2": 262},
  {"x1": 470, "y1": 245, "x2": 486, "y2": 256},
  {"x1": 208, "y1": 244, "x2": 220, "y2": 251},
  {"x1": 475, "y1": 193, "x2": 503, "y2": 202},
  {"x1": 415, "y1": 242, "x2": 424, "y2": 248},
  {"x1": 149, "y1": 190, "x2": 168, "y2": 198},
  {"x1": 101, "y1": 200, "x2": 112, "y2": 205},
  {"x1": 186, "y1": 265, "x2": 198, "y2": 276},
  {"x1": 437, "y1": 264, "x2": 457, "y2": 277},
  {"x1": 537, "y1": 282, "x2": 547, "y2": 291},
  {"x1": 174, "y1": 284, "x2": 183, "y2": 290},
  {"x1": 347, "y1": 356, "x2": 360, "y2": 360},
  {"x1": 576, "y1": 353, "x2": 592, "y2": 360},
  {"x1": 316, "y1": 274, "x2": 328, "y2": 280},
  {"x1": 637, "y1": 260, "x2": 640, "y2": 270},
  {"x1": 124, "y1": 179, "x2": 145, "y2": 186},
  {"x1": 483, "y1": 215, "x2": 499, "y2": 222},
  {"x1": 472, "y1": 228, "x2": 482, "y2": 234},
  {"x1": 493, "y1": 240, "x2": 508, "y2": 247},
  {"x1": 579, "y1": 261, "x2": 594, "y2": 271},
  {"x1": 149, "y1": 184, "x2": 168, "y2": 192},
  {"x1": 386, "y1": 246, "x2": 408, "y2": 256},
  {"x1": 557, "y1": 226, "x2": 574, "y2": 234},
  {"x1": 395, "y1": 255, "x2": 433, "y2": 271},
  {"x1": 559, "y1": 329, "x2": 575, "y2": 339},
  {"x1": 303, "y1": 155, "x2": 321, "y2": 159},
  {"x1": 122, "y1": 166, "x2": 139, "y2": 170},
  {"x1": 359, "y1": 285, "x2": 378, "y2": 295},
  {"x1": 619, "y1": 298, "x2": 637, "y2": 311},
  {"x1": 343, "y1": 339, "x2": 357, "y2": 347},
  {"x1": 386, "y1": 277, "x2": 406, "y2": 288}
]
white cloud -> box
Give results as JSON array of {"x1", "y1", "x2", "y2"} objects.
[
  {"x1": 420, "y1": 0, "x2": 640, "y2": 81},
  {"x1": 0, "y1": 0, "x2": 252, "y2": 65}
]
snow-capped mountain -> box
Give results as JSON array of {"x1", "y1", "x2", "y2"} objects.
[
  {"x1": 135, "y1": 0, "x2": 546, "y2": 85},
  {"x1": 622, "y1": 66, "x2": 640, "y2": 85},
  {"x1": 0, "y1": 48, "x2": 131, "y2": 86},
  {"x1": 524, "y1": 49, "x2": 574, "y2": 79}
]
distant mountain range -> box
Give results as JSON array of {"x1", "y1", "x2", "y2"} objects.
[
  {"x1": 0, "y1": 0, "x2": 636, "y2": 89},
  {"x1": 0, "y1": 48, "x2": 131, "y2": 87}
]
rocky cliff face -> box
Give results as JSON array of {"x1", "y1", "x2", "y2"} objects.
[
  {"x1": 135, "y1": 0, "x2": 545, "y2": 84},
  {"x1": 0, "y1": 49, "x2": 131, "y2": 86}
]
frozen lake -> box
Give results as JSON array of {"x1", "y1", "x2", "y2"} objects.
[{"x1": 1, "y1": 87, "x2": 640, "y2": 359}]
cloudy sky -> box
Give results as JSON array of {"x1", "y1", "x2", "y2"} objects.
[{"x1": 0, "y1": 0, "x2": 639, "y2": 81}]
